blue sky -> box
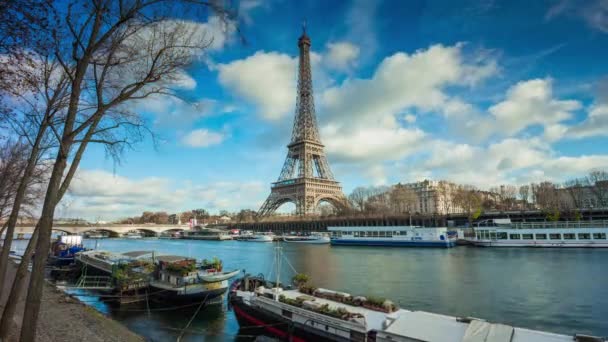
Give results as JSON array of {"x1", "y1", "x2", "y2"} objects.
[{"x1": 65, "y1": 0, "x2": 608, "y2": 220}]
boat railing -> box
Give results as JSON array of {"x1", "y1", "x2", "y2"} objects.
[{"x1": 479, "y1": 220, "x2": 608, "y2": 229}]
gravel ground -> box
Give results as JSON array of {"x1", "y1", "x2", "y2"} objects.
[{"x1": 1, "y1": 260, "x2": 143, "y2": 342}]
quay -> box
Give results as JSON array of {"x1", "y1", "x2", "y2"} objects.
[
  {"x1": 0, "y1": 257, "x2": 143, "y2": 342},
  {"x1": 230, "y1": 208, "x2": 608, "y2": 234}
]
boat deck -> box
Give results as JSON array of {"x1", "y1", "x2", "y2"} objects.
[{"x1": 248, "y1": 288, "x2": 591, "y2": 342}]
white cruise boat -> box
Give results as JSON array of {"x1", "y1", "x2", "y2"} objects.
[
  {"x1": 283, "y1": 233, "x2": 330, "y2": 244},
  {"x1": 328, "y1": 226, "x2": 456, "y2": 248},
  {"x1": 471, "y1": 218, "x2": 608, "y2": 248},
  {"x1": 236, "y1": 232, "x2": 274, "y2": 242}
]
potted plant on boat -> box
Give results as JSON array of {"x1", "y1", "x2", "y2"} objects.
[
  {"x1": 292, "y1": 273, "x2": 310, "y2": 287},
  {"x1": 202, "y1": 257, "x2": 223, "y2": 272},
  {"x1": 363, "y1": 296, "x2": 397, "y2": 313}
]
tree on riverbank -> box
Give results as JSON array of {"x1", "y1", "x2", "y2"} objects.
[{"x1": 0, "y1": 1, "x2": 238, "y2": 340}]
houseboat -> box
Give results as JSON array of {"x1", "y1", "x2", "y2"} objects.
[
  {"x1": 283, "y1": 233, "x2": 330, "y2": 244},
  {"x1": 49, "y1": 235, "x2": 86, "y2": 266},
  {"x1": 230, "y1": 248, "x2": 601, "y2": 342},
  {"x1": 470, "y1": 218, "x2": 608, "y2": 247},
  {"x1": 181, "y1": 228, "x2": 232, "y2": 240},
  {"x1": 328, "y1": 226, "x2": 456, "y2": 248},
  {"x1": 150, "y1": 255, "x2": 240, "y2": 301}
]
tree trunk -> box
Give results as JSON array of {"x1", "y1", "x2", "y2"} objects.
[
  {"x1": 19, "y1": 147, "x2": 68, "y2": 342},
  {"x1": 0, "y1": 121, "x2": 47, "y2": 288},
  {"x1": 0, "y1": 226, "x2": 38, "y2": 338},
  {"x1": 0, "y1": 222, "x2": 8, "y2": 241},
  {"x1": 3, "y1": 111, "x2": 100, "y2": 341}
]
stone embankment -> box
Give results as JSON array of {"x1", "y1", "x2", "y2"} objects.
[{"x1": 0, "y1": 259, "x2": 143, "y2": 342}]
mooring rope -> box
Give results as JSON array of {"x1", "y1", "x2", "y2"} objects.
[{"x1": 176, "y1": 293, "x2": 210, "y2": 342}]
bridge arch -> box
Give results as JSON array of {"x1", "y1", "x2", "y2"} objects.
[
  {"x1": 81, "y1": 228, "x2": 121, "y2": 238},
  {"x1": 133, "y1": 228, "x2": 158, "y2": 237},
  {"x1": 51, "y1": 228, "x2": 72, "y2": 235}
]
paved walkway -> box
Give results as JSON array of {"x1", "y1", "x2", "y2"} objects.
[{"x1": 0, "y1": 256, "x2": 142, "y2": 342}]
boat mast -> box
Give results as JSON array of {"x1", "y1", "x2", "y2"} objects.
[{"x1": 274, "y1": 244, "x2": 282, "y2": 301}]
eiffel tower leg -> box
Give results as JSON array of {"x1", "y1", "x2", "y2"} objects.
[{"x1": 258, "y1": 196, "x2": 278, "y2": 216}]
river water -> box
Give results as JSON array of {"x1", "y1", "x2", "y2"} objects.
[{"x1": 13, "y1": 238, "x2": 608, "y2": 341}]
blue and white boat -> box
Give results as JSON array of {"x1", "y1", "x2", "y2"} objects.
[{"x1": 328, "y1": 226, "x2": 456, "y2": 248}]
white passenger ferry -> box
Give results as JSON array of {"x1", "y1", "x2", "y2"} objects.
[
  {"x1": 328, "y1": 226, "x2": 456, "y2": 248},
  {"x1": 471, "y1": 218, "x2": 608, "y2": 247}
]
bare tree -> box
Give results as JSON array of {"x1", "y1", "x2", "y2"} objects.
[
  {"x1": 453, "y1": 185, "x2": 482, "y2": 224},
  {"x1": 348, "y1": 186, "x2": 370, "y2": 212},
  {"x1": 518, "y1": 185, "x2": 530, "y2": 209},
  {"x1": 0, "y1": 2, "x2": 238, "y2": 340},
  {"x1": 563, "y1": 177, "x2": 589, "y2": 210},
  {"x1": 499, "y1": 185, "x2": 517, "y2": 210},
  {"x1": 588, "y1": 170, "x2": 608, "y2": 208},
  {"x1": 0, "y1": 56, "x2": 69, "y2": 289}
]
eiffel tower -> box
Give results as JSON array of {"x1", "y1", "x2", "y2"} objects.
[{"x1": 258, "y1": 26, "x2": 347, "y2": 216}]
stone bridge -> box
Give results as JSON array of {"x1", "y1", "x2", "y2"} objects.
[{"x1": 13, "y1": 224, "x2": 191, "y2": 238}]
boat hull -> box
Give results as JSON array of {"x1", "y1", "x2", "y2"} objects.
[
  {"x1": 471, "y1": 240, "x2": 608, "y2": 248},
  {"x1": 231, "y1": 297, "x2": 345, "y2": 342},
  {"x1": 283, "y1": 237, "x2": 330, "y2": 244},
  {"x1": 150, "y1": 280, "x2": 229, "y2": 302},
  {"x1": 330, "y1": 239, "x2": 455, "y2": 248}
]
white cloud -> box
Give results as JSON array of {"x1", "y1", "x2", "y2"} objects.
[
  {"x1": 404, "y1": 136, "x2": 608, "y2": 188},
  {"x1": 63, "y1": 169, "x2": 265, "y2": 220},
  {"x1": 218, "y1": 51, "x2": 297, "y2": 120},
  {"x1": 323, "y1": 125, "x2": 426, "y2": 163},
  {"x1": 546, "y1": 0, "x2": 608, "y2": 33},
  {"x1": 404, "y1": 114, "x2": 417, "y2": 124},
  {"x1": 238, "y1": 0, "x2": 266, "y2": 25},
  {"x1": 568, "y1": 104, "x2": 608, "y2": 138},
  {"x1": 488, "y1": 78, "x2": 581, "y2": 137},
  {"x1": 317, "y1": 43, "x2": 497, "y2": 165},
  {"x1": 182, "y1": 128, "x2": 226, "y2": 147},
  {"x1": 325, "y1": 42, "x2": 360, "y2": 71}
]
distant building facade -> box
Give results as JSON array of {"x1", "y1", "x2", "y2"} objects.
[{"x1": 400, "y1": 180, "x2": 463, "y2": 215}]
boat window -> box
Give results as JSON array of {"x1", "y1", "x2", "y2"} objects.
[
  {"x1": 400, "y1": 231, "x2": 407, "y2": 236},
  {"x1": 578, "y1": 233, "x2": 591, "y2": 240},
  {"x1": 354, "y1": 231, "x2": 359, "y2": 237},
  {"x1": 535, "y1": 234, "x2": 547, "y2": 240},
  {"x1": 379, "y1": 231, "x2": 386, "y2": 237},
  {"x1": 489, "y1": 232, "x2": 497, "y2": 240},
  {"x1": 372, "y1": 231, "x2": 379, "y2": 237},
  {"x1": 593, "y1": 233, "x2": 607, "y2": 240},
  {"x1": 387, "y1": 231, "x2": 393, "y2": 237},
  {"x1": 282, "y1": 309, "x2": 292, "y2": 319},
  {"x1": 394, "y1": 231, "x2": 399, "y2": 235},
  {"x1": 509, "y1": 234, "x2": 521, "y2": 240},
  {"x1": 497, "y1": 232, "x2": 508, "y2": 239},
  {"x1": 549, "y1": 233, "x2": 562, "y2": 240},
  {"x1": 367, "y1": 231, "x2": 373, "y2": 237},
  {"x1": 522, "y1": 234, "x2": 533, "y2": 240},
  {"x1": 563, "y1": 233, "x2": 575, "y2": 240}
]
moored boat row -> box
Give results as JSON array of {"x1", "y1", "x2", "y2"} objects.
[
  {"x1": 229, "y1": 247, "x2": 606, "y2": 341},
  {"x1": 468, "y1": 218, "x2": 608, "y2": 248}
]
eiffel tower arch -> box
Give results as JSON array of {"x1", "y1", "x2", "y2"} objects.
[{"x1": 258, "y1": 27, "x2": 348, "y2": 216}]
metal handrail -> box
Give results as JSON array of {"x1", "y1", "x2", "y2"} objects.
[{"x1": 477, "y1": 220, "x2": 608, "y2": 229}]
